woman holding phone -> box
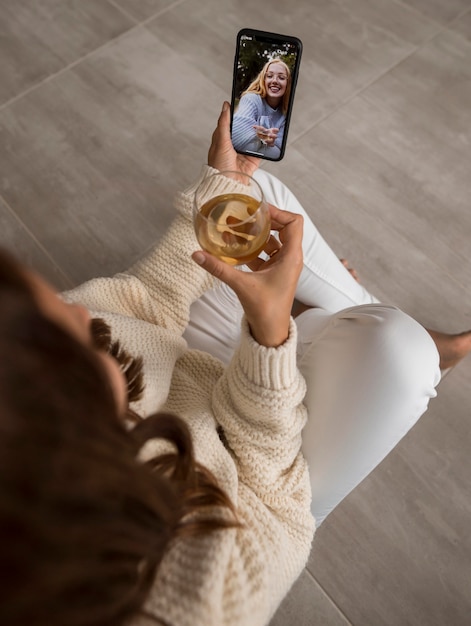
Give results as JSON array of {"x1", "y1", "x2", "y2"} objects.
[
  {"x1": 231, "y1": 58, "x2": 291, "y2": 158},
  {"x1": 1, "y1": 102, "x2": 469, "y2": 626}
]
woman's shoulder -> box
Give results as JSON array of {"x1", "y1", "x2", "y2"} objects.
[
  {"x1": 241, "y1": 92, "x2": 261, "y2": 102},
  {"x1": 239, "y1": 92, "x2": 263, "y2": 108}
]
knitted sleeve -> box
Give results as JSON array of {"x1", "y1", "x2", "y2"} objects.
[
  {"x1": 231, "y1": 94, "x2": 262, "y2": 152},
  {"x1": 215, "y1": 317, "x2": 307, "y2": 486},
  {"x1": 210, "y1": 316, "x2": 315, "y2": 622},
  {"x1": 63, "y1": 166, "x2": 236, "y2": 335}
]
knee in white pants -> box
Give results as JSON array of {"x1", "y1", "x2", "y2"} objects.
[
  {"x1": 298, "y1": 304, "x2": 440, "y2": 395},
  {"x1": 341, "y1": 305, "x2": 441, "y2": 398},
  {"x1": 299, "y1": 305, "x2": 441, "y2": 525}
]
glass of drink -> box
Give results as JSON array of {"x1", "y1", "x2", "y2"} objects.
[
  {"x1": 257, "y1": 115, "x2": 272, "y2": 145},
  {"x1": 193, "y1": 171, "x2": 271, "y2": 266}
]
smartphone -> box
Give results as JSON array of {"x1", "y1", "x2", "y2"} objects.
[{"x1": 230, "y1": 28, "x2": 302, "y2": 162}]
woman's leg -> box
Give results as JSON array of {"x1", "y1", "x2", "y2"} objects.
[{"x1": 296, "y1": 304, "x2": 441, "y2": 525}]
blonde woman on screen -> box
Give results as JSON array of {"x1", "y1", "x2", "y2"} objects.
[{"x1": 232, "y1": 58, "x2": 291, "y2": 158}]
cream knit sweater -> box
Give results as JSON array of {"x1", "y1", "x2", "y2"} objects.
[{"x1": 64, "y1": 166, "x2": 315, "y2": 626}]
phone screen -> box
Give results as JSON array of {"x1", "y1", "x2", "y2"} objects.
[{"x1": 230, "y1": 29, "x2": 302, "y2": 162}]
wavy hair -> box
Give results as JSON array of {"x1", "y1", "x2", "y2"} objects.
[
  {"x1": 242, "y1": 58, "x2": 292, "y2": 115},
  {"x1": 0, "y1": 249, "x2": 238, "y2": 626}
]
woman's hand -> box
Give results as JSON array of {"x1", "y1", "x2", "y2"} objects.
[
  {"x1": 208, "y1": 102, "x2": 261, "y2": 177},
  {"x1": 192, "y1": 205, "x2": 304, "y2": 348},
  {"x1": 253, "y1": 125, "x2": 279, "y2": 147}
]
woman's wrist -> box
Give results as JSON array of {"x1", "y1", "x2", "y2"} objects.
[
  {"x1": 247, "y1": 314, "x2": 291, "y2": 348},
  {"x1": 235, "y1": 316, "x2": 299, "y2": 390}
]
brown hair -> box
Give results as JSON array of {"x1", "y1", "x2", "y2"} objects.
[
  {"x1": 242, "y1": 58, "x2": 292, "y2": 115},
  {"x1": 0, "y1": 249, "x2": 238, "y2": 626}
]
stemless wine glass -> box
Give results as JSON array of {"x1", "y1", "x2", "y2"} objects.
[
  {"x1": 193, "y1": 171, "x2": 271, "y2": 266},
  {"x1": 257, "y1": 115, "x2": 272, "y2": 145}
]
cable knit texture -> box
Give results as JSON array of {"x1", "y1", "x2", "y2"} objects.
[{"x1": 63, "y1": 166, "x2": 315, "y2": 626}]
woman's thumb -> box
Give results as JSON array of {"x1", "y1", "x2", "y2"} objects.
[{"x1": 192, "y1": 250, "x2": 237, "y2": 287}]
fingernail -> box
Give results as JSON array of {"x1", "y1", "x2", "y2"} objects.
[
  {"x1": 192, "y1": 251, "x2": 205, "y2": 266},
  {"x1": 222, "y1": 101, "x2": 229, "y2": 112}
]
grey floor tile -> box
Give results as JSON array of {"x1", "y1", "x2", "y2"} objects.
[
  {"x1": 288, "y1": 89, "x2": 471, "y2": 290},
  {"x1": 0, "y1": 196, "x2": 71, "y2": 290},
  {"x1": 0, "y1": 27, "x2": 226, "y2": 284},
  {"x1": 144, "y1": 1, "x2": 236, "y2": 94},
  {"x1": 110, "y1": 0, "x2": 180, "y2": 22},
  {"x1": 269, "y1": 569, "x2": 351, "y2": 626},
  {"x1": 307, "y1": 359, "x2": 471, "y2": 626},
  {"x1": 146, "y1": 0, "x2": 440, "y2": 138},
  {"x1": 395, "y1": 0, "x2": 471, "y2": 25},
  {"x1": 362, "y1": 29, "x2": 471, "y2": 144},
  {"x1": 0, "y1": 0, "x2": 133, "y2": 106}
]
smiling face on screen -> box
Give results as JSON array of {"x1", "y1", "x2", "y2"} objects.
[{"x1": 264, "y1": 62, "x2": 288, "y2": 108}]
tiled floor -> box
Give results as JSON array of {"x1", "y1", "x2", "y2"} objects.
[{"x1": 1, "y1": 1, "x2": 470, "y2": 624}]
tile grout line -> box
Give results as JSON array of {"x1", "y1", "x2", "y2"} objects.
[
  {"x1": 106, "y1": 0, "x2": 186, "y2": 27},
  {"x1": 443, "y1": 3, "x2": 471, "y2": 28},
  {"x1": 388, "y1": 0, "x2": 459, "y2": 25},
  {"x1": 393, "y1": 0, "x2": 471, "y2": 27},
  {"x1": 0, "y1": 193, "x2": 74, "y2": 288},
  {"x1": 305, "y1": 569, "x2": 355, "y2": 625},
  {"x1": 0, "y1": 0, "x2": 187, "y2": 115},
  {"x1": 105, "y1": 0, "x2": 140, "y2": 25}
]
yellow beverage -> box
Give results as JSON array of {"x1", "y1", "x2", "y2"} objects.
[{"x1": 195, "y1": 193, "x2": 270, "y2": 265}]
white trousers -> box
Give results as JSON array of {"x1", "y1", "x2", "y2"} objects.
[{"x1": 183, "y1": 170, "x2": 441, "y2": 524}]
